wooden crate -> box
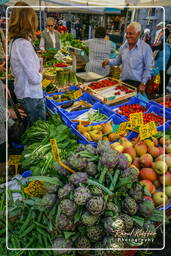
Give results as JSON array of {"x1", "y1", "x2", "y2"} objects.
[{"x1": 86, "y1": 78, "x2": 136, "y2": 105}]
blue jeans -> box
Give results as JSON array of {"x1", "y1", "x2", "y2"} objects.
[{"x1": 18, "y1": 97, "x2": 46, "y2": 125}]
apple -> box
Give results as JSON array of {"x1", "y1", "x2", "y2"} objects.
[
  {"x1": 114, "y1": 145, "x2": 124, "y2": 153},
  {"x1": 152, "y1": 192, "x2": 168, "y2": 206},
  {"x1": 165, "y1": 186, "x2": 171, "y2": 198},
  {"x1": 159, "y1": 172, "x2": 171, "y2": 186}
]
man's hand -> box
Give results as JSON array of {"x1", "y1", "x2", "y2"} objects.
[
  {"x1": 138, "y1": 83, "x2": 146, "y2": 94},
  {"x1": 102, "y1": 59, "x2": 109, "y2": 69},
  {"x1": 8, "y1": 108, "x2": 27, "y2": 119}
]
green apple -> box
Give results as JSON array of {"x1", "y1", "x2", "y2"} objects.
[
  {"x1": 165, "y1": 186, "x2": 171, "y2": 198},
  {"x1": 152, "y1": 192, "x2": 168, "y2": 206}
]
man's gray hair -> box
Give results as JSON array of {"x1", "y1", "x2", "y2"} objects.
[
  {"x1": 128, "y1": 22, "x2": 142, "y2": 33},
  {"x1": 46, "y1": 17, "x2": 56, "y2": 24}
]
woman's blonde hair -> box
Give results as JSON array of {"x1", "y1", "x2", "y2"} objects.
[{"x1": 8, "y1": 1, "x2": 38, "y2": 40}]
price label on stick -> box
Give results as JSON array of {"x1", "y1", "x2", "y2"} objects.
[
  {"x1": 147, "y1": 121, "x2": 157, "y2": 136},
  {"x1": 50, "y1": 139, "x2": 76, "y2": 174},
  {"x1": 129, "y1": 112, "x2": 144, "y2": 128},
  {"x1": 8, "y1": 155, "x2": 21, "y2": 175},
  {"x1": 73, "y1": 89, "x2": 83, "y2": 99},
  {"x1": 139, "y1": 124, "x2": 151, "y2": 140},
  {"x1": 116, "y1": 122, "x2": 129, "y2": 135}
]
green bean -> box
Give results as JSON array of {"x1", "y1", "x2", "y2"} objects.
[
  {"x1": 0, "y1": 192, "x2": 5, "y2": 210},
  {"x1": 10, "y1": 236, "x2": 17, "y2": 249},
  {"x1": 38, "y1": 234, "x2": 43, "y2": 247},
  {"x1": 25, "y1": 237, "x2": 35, "y2": 248},
  {"x1": 33, "y1": 221, "x2": 46, "y2": 229},
  {"x1": 43, "y1": 235, "x2": 48, "y2": 248},
  {"x1": 19, "y1": 223, "x2": 35, "y2": 238},
  {"x1": 37, "y1": 211, "x2": 43, "y2": 223},
  {"x1": 36, "y1": 227, "x2": 49, "y2": 237},
  {"x1": 19, "y1": 209, "x2": 32, "y2": 233}
]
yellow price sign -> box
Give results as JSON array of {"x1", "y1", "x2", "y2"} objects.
[
  {"x1": 8, "y1": 155, "x2": 21, "y2": 175},
  {"x1": 139, "y1": 124, "x2": 151, "y2": 140},
  {"x1": 42, "y1": 79, "x2": 51, "y2": 88},
  {"x1": 129, "y1": 112, "x2": 144, "y2": 128},
  {"x1": 73, "y1": 89, "x2": 83, "y2": 99},
  {"x1": 147, "y1": 121, "x2": 157, "y2": 136},
  {"x1": 116, "y1": 122, "x2": 129, "y2": 135},
  {"x1": 50, "y1": 139, "x2": 76, "y2": 174}
]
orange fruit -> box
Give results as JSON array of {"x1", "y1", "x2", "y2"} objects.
[{"x1": 139, "y1": 168, "x2": 157, "y2": 182}]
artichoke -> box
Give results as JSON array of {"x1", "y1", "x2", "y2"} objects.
[
  {"x1": 95, "y1": 243, "x2": 108, "y2": 256},
  {"x1": 106, "y1": 202, "x2": 119, "y2": 216},
  {"x1": 143, "y1": 221, "x2": 157, "y2": 241},
  {"x1": 45, "y1": 183, "x2": 58, "y2": 194},
  {"x1": 76, "y1": 144, "x2": 86, "y2": 152},
  {"x1": 89, "y1": 186, "x2": 104, "y2": 197},
  {"x1": 74, "y1": 186, "x2": 91, "y2": 206},
  {"x1": 116, "y1": 154, "x2": 129, "y2": 170},
  {"x1": 86, "y1": 161, "x2": 97, "y2": 176},
  {"x1": 41, "y1": 193, "x2": 56, "y2": 208},
  {"x1": 53, "y1": 162, "x2": 69, "y2": 176},
  {"x1": 122, "y1": 197, "x2": 138, "y2": 216},
  {"x1": 103, "y1": 236, "x2": 124, "y2": 256},
  {"x1": 86, "y1": 225, "x2": 103, "y2": 242},
  {"x1": 60, "y1": 199, "x2": 77, "y2": 217},
  {"x1": 120, "y1": 214, "x2": 134, "y2": 232},
  {"x1": 53, "y1": 237, "x2": 72, "y2": 255},
  {"x1": 86, "y1": 196, "x2": 105, "y2": 216},
  {"x1": 58, "y1": 214, "x2": 75, "y2": 231},
  {"x1": 103, "y1": 216, "x2": 124, "y2": 234},
  {"x1": 75, "y1": 236, "x2": 91, "y2": 249},
  {"x1": 128, "y1": 183, "x2": 144, "y2": 203},
  {"x1": 138, "y1": 200, "x2": 155, "y2": 218},
  {"x1": 68, "y1": 153, "x2": 88, "y2": 171},
  {"x1": 58, "y1": 184, "x2": 74, "y2": 200},
  {"x1": 120, "y1": 166, "x2": 139, "y2": 182},
  {"x1": 96, "y1": 141, "x2": 113, "y2": 156},
  {"x1": 81, "y1": 211, "x2": 99, "y2": 226},
  {"x1": 69, "y1": 172, "x2": 88, "y2": 186},
  {"x1": 85, "y1": 144, "x2": 97, "y2": 154},
  {"x1": 100, "y1": 152, "x2": 119, "y2": 169}
]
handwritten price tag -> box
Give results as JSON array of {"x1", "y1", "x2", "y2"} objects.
[
  {"x1": 50, "y1": 139, "x2": 76, "y2": 174},
  {"x1": 116, "y1": 122, "x2": 129, "y2": 135},
  {"x1": 73, "y1": 89, "x2": 83, "y2": 99},
  {"x1": 139, "y1": 121, "x2": 157, "y2": 140},
  {"x1": 129, "y1": 112, "x2": 144, "y2": 128},
  {"x1": 147, "y1": 121, "x2": 157, "y2": 136},
  {"x1": 42, "y1": 79, "x2": 51, "y2": 88},
  {"x1": 8, "y1": 155, "x2": 21, "y2": 175},
  {"x1": 139, "y1": 124, "x2": 151, "y2": 140}
]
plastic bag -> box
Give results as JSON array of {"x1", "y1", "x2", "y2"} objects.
[{"x1": 136, "y1": 92, "x2": 149, "y2": 103}]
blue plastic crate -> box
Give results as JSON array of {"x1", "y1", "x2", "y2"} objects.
[
  {"x1": 150, "y1": 99, "x2": 171, "y2": 114},
  {"x1": 127, "y1": 121, "x2": 170, "y2": 141},
  {"x1": 59, "y1": 102, "x2": 115, "y2": 127},
  {"x1": 145, "y1": 105, "x2": 171, "y2": 129},
  {"x1": 110, "y1": 96, "x2": 151, "y2": 119},
  {"x1": 71, "y1": 113, "x2": 127, "y2": 147}
]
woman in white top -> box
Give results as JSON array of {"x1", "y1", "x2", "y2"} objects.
[
  {"x1": 8, "y1": 2, "x2": 46, "y2": 125},
  {"x1": 84, "y1": 27, "x2": 116, "y2": 76}
]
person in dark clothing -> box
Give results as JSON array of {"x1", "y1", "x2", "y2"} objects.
[{"x1": 75, "y1": 20, "x2": 82, "y2": 40}]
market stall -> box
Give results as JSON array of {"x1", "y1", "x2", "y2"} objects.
[{"x1": 1, "y1": 1, "x2": 171, "y2": 255}]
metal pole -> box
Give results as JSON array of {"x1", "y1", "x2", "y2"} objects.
[{"x1": 39, "y1": 0, "x2": 42, "y2": 31}]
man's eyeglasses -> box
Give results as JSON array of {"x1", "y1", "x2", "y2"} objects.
[{"x1": 47, "y1": 25, "x2": 54, "y2": 27}]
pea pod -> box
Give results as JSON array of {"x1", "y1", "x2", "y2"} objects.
[{"x1": 19, "y1": 223, "x2": 35, "y2": 238}]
